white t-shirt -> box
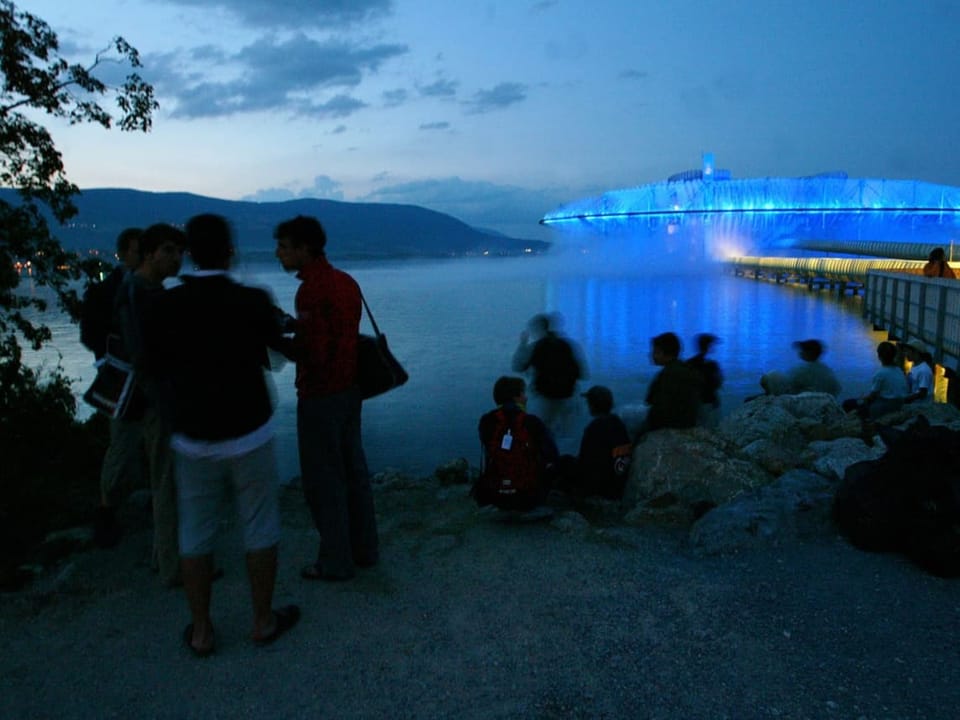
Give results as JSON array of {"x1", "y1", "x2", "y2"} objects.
[
  {"x1": 871, "y1": 365, "x2": 909, "y2": 399},
  {"x1": 908, "y1": 362, "x2": 934, "y2": 402}
]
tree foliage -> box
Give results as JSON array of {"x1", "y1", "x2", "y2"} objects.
[
  {"x1": 0, "y1": 1, "x2": 157, "y2": 560},
  {"x1": 0, "y1": 0, "x2": 157, "y2": 404}
]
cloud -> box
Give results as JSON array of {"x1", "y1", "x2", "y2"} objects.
[
  {"x1": 362, "y1": 176, "x2": 564, "y2": 234},
  {"x1": 157, "y1": 0, "x2": 392, "y2": 28},
  {"x1": 150, "y1": 34, "x2": 406, "y2": 118},
  {"x1": 465, "y1": 82, "x2": 528, "y2": 114},
  {"x1": 418, "y1": 78, "x2": 458, "y2": 98},
  {"x1": 530, "y1": 0, "x2": 559, "y2": 12},
  {"x1": 382, "y1": 88, "x2": 408, "y2": 107},
  {"x1": 303, "y1": 94, "x2": 367, "y2": 119},
  {"x1": 244, "y1": 174, "x2": 345, "y2": 202},
  {"x1": 419, "y1": 121, "x2": 450, "y2": 131}
]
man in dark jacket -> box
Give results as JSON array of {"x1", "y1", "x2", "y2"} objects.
[
  {"x1": 83, "y1": 227, "x2": 143, "y2": 548},
  {"x1": 151, "y1": 214, "x2": 299, "y2": 656}
]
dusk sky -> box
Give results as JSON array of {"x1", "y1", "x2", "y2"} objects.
[{"x1": 17, "y1": 0, "x2": 960, "y2": 240}]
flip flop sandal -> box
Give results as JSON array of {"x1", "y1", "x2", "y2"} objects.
[{"x1": 254, "y1": 605, "x2": 301, "y2": 647}]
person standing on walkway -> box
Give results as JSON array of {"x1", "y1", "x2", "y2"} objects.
[
  {"x1": 115, "y1": 223, "x2": 185, "y2": 587},
  {"x1": 274, "y1": 215, "x2": 379, "y2": 581},
  {"x1": 151, "y1": 213, "x2": 299, "y2": 656}
]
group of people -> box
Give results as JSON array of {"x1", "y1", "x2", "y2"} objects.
[
  {"x1": 473, "y1": 327, "x2": 726, "y2": 515},
  {"x1": 475, "y1": 315, "x2": 942, "y2": 515},
  {"x1": 758, "y1": 335, "x2": 935, "y2": 419},
  {"x1": 81, "y1": 227, "x2": 951, "y2": 648},
  {"x1": 81, "y1": 214, "x2": 379, "y2": 657}
]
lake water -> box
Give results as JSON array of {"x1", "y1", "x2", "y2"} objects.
[{"x1": 30, "y1": 253, "x2": 887, "y2": 481}]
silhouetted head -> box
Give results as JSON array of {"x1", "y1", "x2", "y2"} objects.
[
  {"x1": 493, "y1": 376, "x2": 526, "y2": 406},
  {"x1": 651, "y1": 332, "x2": 681, "y2": 365},
  {"x1": 137, "y1": 223, "x2": 185, "y2": 280},
  {"x1": 581, "y1": 385, "x2": 614, "y2": 415},
  {"x1": 695, "y1": 333, "x2": 719, "y2": 354},
  {"x1": 793, "y1": 338, "x2": 824, "y2": 362},
  {"x1": 185, "y1": 214, "x2": 233, "y2": 269},
  {"x1": 929, "y1": 247, "x2": 946, "y2": 262},
  {"x1": 274, "y1": 215, "x2": 327, "y2": 257},
  {"x1": 528, "y1": 313, "x2": 551, "y2": 336},
  {"x1": 877, "y1": 341, "x2": 897, "y2": 366},
  {"x1": 115, "y1": 227, "x2": 142, "y2": 270}
]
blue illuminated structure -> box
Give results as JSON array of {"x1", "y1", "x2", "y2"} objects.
[{"x1": 540, "y1": 155, "x2": 960, "y2": 258}]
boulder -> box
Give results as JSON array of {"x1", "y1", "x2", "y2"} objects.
[
  {"x1": 833, "y1": 415, "x2": 960, "y2": 577},
  {"x1": 689, "y1": 469, "x2": 836, "y2": 555},
  {"x1": 434, "y1": 457, "x2": 472, "y2": 486},
  {"x1": 721, "y1": 392, "x2": 858, "y2": 450},
  {"x1": 775, "y1": 392, "x2": 848, "y2": 425},
  {"x1": 719, "y1": 398, "x2": 801, "y2": 449},
  {"x1": 808, "y1": 437, "x2": 887, "y2": 481},
  {"x1": 741, "y1": 438, "x2": 814, "y2": 476},
  {"x1": 622, "y1": 428, "x2": 773, "y2": 524}
]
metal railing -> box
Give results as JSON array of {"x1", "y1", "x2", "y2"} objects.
[
  {"x1": 727, "y1": 256, "x2": 927, "y2": 285},
  {"x1": 863, "y1": 271, "x2": 960, "y2": 371}
]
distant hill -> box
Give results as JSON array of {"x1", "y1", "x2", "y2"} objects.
[{"x1": 0, "y1": 188, "x2": 550, "y2": 259}]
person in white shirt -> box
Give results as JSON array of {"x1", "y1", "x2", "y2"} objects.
[{"x1": 904, "y1": 343, "x2": 935, "y2": 404}]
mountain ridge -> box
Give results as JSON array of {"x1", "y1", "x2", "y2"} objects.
[{"x1": 1, "y1": 188, "x2": 549, "y2": 259}]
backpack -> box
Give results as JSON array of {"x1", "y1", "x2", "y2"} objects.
[
  {"x1": 80, "y1": 268, "x2": 124, "y2": 359},
  {"x1": 473, "y1": 408, "x2": 544, "y2": 511}
]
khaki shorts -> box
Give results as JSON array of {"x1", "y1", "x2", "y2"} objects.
[{"x1": 175, "y1": 438, "x2": 281, "y2": 556}]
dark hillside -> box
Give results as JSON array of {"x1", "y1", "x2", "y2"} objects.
[{"x1": 0, "y1": 188, "x2": 549, "y2": 259}]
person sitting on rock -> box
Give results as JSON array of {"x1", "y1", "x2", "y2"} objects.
[
  {"x1": 639, "y1": 332, "x2": 703, "y2": 435},
  {"x1": 685, "y1": 332, "x2": 724, "y2": 427},
  {"x1": 759, "y1": 339, "x2": 840, "y2": 398},
  {"x1": 904, "y1": 343, "x2": 935, "y2": 404},
  {"x1": 472, "y1": 376, "x2": 558, "y2": 515},
  {"x1": 786, "y1": 339, "x2": 841, "y2": 396},
  {"x1": 842, "y1": 341, "x2": 909, "y2": 419},
  {"x1": 556, "y1": 385, "x2": 632, "y2": 500}
]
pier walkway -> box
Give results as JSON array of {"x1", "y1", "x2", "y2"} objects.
[{"x1": 727, "y1": 255, "x2": 960, "y2": 374}]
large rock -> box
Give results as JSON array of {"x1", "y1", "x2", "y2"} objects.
[
  {"x1": 833, "y1": 415, "x2": 960, "y2": 577},
  {"x1": 886, "y1": 402, "x2": 960, "y2": 430},
  {"x1": 719, "y1": 398, "x2": 801, "y2": 449},
  {"x1": 808, "y1": 437, "x2": 887, "y2": 481},
  {"x1": 689, "y1": 469, "x2": 836, "y2": 555},
  {"x1": 775, "y1": 392, "x2": 848, "y2": 425},
  {"x1": 623, "y1": 428, "x2": 773, "y2": 524},
  {"x1": 720, "y1": 392, "x2": 853, "y2": 449},
  {"x1": 740, "y1": 438, "x2": 815, "y2": 476}
]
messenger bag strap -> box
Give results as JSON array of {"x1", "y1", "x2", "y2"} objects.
[{"x1": 359, "y1": 290, "x2": 383, "y2": 339}]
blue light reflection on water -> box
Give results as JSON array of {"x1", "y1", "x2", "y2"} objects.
[{"x1": 33, "y1": 255, "x2": 886, "y2": 481}]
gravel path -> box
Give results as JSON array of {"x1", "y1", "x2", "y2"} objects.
[{"x1": 1, "y1": 480, "x2": 959, "y2": 720}]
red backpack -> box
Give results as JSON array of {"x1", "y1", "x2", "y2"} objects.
[{"x1": 473, "y1": 408, "x2": 545, "y2": 511}]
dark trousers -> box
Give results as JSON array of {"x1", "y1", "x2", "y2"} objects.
[{"x1": 297, "y1": 388, "x2": 379, "y2": 577}]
